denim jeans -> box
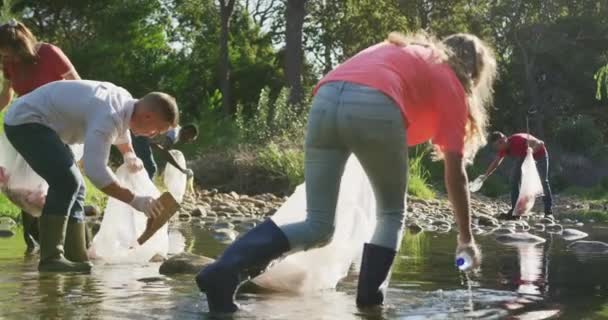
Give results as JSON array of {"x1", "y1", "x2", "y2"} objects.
[
  {"x1": 279, "y1": 81, "x2": 408, "y2": 251},
  {"x1": 4, "y1": 123, "x2": 85, "y2": 221},
  {"x1": 510, "y1": 155, "x2": 553, "y2": 213}
]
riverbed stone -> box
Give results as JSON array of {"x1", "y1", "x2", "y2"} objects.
[
  {"x1": 213, "y1": 228, "x2": 239, "y2": 243},
  {"x1": 190, "y1": 206, "x2": 207, "y2": 217},
  {"x1": 159, "y1": 252, "x2": 215, "y2": 275},
  {"x1": 562, "y1": 229, "x2": 588, "y2": 241},
  {"x1": 568, "y1": 241, "x2": 608, "y2": 254},
  {"x1": 495, "y1": 232, "x2": 546, "y2": 244}
]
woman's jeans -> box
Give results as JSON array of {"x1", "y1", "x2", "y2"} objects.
[
  {"x1": 279, "y1": 81, "x2": 408, "y2": 251},
  {"x1": 510, "y1": 155, "x2": 553, "y2": 214},
  {"x1": 4, "y1": 123, "x2": 85, "y2": 222}
]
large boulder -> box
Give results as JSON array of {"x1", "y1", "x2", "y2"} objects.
[{"x1": 159, "y1": 252, "x2": 215, "y2": 275}]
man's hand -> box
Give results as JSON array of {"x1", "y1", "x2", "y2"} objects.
[
  {"x1": 129, "y1": 195, "x2": 163, "y2": 218},
  {"x1": 123, "y1": 151, "x2": 144, "y2": 173}
]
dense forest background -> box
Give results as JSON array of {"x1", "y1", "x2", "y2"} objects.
[{"x1": 1, "y1": 0, "x2": 608, "y2": 196}]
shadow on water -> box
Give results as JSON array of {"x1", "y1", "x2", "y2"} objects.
[{"x1": 1, "y1": 221, "x2": 608, "y2": 319}]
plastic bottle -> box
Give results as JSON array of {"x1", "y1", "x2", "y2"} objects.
[{"x1": 456, "y1": 252, "x2": 472, "y2": 271}]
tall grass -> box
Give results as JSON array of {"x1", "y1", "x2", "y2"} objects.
[{"x1": 408, "y1": 148, "x2": 436, "y2": 199}]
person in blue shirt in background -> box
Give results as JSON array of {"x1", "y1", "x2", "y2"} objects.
[{"x1": 131, "y1": 123, "x2": 199, "y2": 179}]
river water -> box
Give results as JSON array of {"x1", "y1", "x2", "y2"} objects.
[{"x1": 1, "y1": 221, "x2": 607, "y2": 319}]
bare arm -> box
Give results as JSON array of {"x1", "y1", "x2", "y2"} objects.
[
  {"x1": 62, "y1": 69, "x2": 81, "y2": 80},
  {"x1": 0, "y1": 79, "x2": 14, "y2": 112},
  {"x1": 527, "y1": 137, "x2": 545, "y2": 153},
  {"x1": 101, "y1": 182, "x2": 135, "y2": 204},
  {"x1": 483, "y1": 156, "x2": 504, "y2": 177},
  {"x1": 115, "y1": 142, "x2": 135, "y2": 156},
  {"x1": 444, "y1": 151, "x2": 473, "y2": 244}
]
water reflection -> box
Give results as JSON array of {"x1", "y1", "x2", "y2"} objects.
[{"x1": 0, "y1": 225, "x2": 607, "y2": 319}]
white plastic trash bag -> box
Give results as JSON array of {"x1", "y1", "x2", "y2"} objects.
[
  {"x1": 252, "y1": 155, "x2": 377, "y2": 293},
  {"x1": 163, "y1": 150, "x2": 187, "y2": 203},
  {"x1": 88, "y1": 164, "x2": 168, "y2": 263},
  {"x1": 0, "y1": 133, "x2": 83, "y2": 217},
  {"x1": 514, "y1": 148, "x2": 544, "y2": 216}
]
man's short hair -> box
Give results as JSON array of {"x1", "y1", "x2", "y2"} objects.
[
  {"x1": 141, "y1": 92, "x2": 179, "y2": 126},
  {"x1": 489, "y1": 131, "x2": 506, "y2": 144}
]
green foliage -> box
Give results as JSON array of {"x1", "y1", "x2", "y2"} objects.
[
  {"x1": 408, "y1": 149, "x2": 436, "y2": 200},
  {"x1": 235, "y1": 87, "x2": 308, "y2": 145},
  {"x1": 596, "y1": 64, "x2": 608, "y2": 100},
  {"x1": 0, "y1": 193, "x2": 20, "y2": 220},
  {"x1": 555, "y1": 115, "x2": 604, "y2": 154},
  {"x1": 565, "y1": 210, "x2": 608, "y2": 223},
  {"x1": 562, "y1": 184, "x2": 608, "y2": 201},
  {"x1": 257, "y1": 143, "x2": 304, "y2": 189}
]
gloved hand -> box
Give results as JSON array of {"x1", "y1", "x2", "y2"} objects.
[
  {"x1": 129, "y1": 195, "x2": 163, "y2": 219},
  {"x1": 123, "y1": 152, "x2": 144, "y2": 173},
  {"x1": 455, "y1": 239, "x2": 482, "y2": 270}
]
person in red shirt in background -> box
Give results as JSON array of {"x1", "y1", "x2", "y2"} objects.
[
  {"x1": 482, "y1": 131, "x2": 553, "y2": 220},
  {"x1": 196, "y1": 31, "x2": 497, "y2": 313},
  {"x1": 0, "y1": 19, "x2": 81, "y2": 254}
]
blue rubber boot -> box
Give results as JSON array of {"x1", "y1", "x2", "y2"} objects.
[
  {"x1": 196, "y1": 219, "x2": 290, "y2": 313},
  {"x1": 356, "y1": 243, "x2": 396, "y2": 307}
]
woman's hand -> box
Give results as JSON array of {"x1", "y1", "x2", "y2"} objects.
[{"x1": 456, "y1": 238, "x2": 482, "y2": 270}]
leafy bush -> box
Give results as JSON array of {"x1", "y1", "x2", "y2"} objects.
[
  {"x1": 235, "y1": 87, "x2": 308, "y2": 145},
  {"x1": 408, "y1": 149, "x2": 436, "y2": 199},
  {"x1": 257, "y1": 143, "x2": 304, "y2": 189}
]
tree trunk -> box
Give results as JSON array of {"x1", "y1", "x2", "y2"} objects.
[
  {"x1": 219, "y1": 0, "x2": 236, "y2": 115},
  {"x1": 514, "y1": 31, "x2": 545, "y2": 137},
  {"x1": 285, "y1": 0, "x2": 307, "y2": 108}
]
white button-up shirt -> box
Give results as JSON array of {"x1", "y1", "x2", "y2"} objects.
[{"x1": 4, "y1": 80, "x2": 137, "y2": 188}]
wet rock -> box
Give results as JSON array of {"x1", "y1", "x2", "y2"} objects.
[
  {"x1": 575, "y1": 222, "x2": 584, "y2": 227},
  {"x1": 538, "y1": 217, "x2": 555, "y2": 225},
  {"x1": 178, "y1": 212, "x2": 191, "y2": 221},
  {"x1": 407, "y1": 223, "x2": 423, "y2": 235},
  {"x1": 84, "y1": 205, "x2": 100, "y2": 217},
  {"x1": 561, "y1": 218, "x2": 574, "y2": 224},
  {"x1": 0, "y1": 229, "x2": 15, "y2": 237},
  {"x1": 568, "y1": 241, "x2": 608, "y2": 254},
  {"x1": 492, "y1": 227, "x2": 516, "y2": 235},
  {"x1": 495, "y1": 232, "x2": 546, "y2": 244},
  {"x1": 149, "y1": 254, "x2": 166, "y2": 262},
  {"x1": 212, "y1": 221, "x2": 235, "y2": 230},
  {"x1": 137, "y1": 276, "x2": 166, "y2": 283},
  {"x1": 190, "y1": 206, "x2": 207, "y2": 217},
  {"x1": 202, "y1": 216, "x2": 218, "y2": 223},
  {"x1": 545, "y1": 224, "x2": 563, "y2": 233},
  {"x1": 423, "y1": 225, "x2": 438, "y2": 232},
  {"x1": 475, "y1": 214, "x2": 500, "y2": 227},
  {"x1": 533, "y1": 224, "x2": 545, "y2": 232},
  {"x1": 0, "y1": 217, "x2": 16, "y2": 229},
  {"x1": 159, "y1": 252, "x2": 215, "y2": 275},
  {"x1": 562, "y1": 229, "x2": 588, "y2": 241},
  {"x1": 213, "y1": 228, "x2": 239, "y2": 243},
  {"x1": 589, "y1": 219, "x2": 596, "y2": 224}
]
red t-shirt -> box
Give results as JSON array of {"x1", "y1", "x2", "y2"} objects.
[
  {"x1": 498, "y1": 133, "x2": 547, "y2": 159},
  {"x1": 2, "y1": 43, "x2": 75, "y2": 96},
  {"x1": 314, "y1": 43, "x2": 468, "y2": 154}
]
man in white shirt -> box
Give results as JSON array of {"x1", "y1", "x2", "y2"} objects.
[{"x1": 3, "y1": 80, "x2": 179, "y2": 273}]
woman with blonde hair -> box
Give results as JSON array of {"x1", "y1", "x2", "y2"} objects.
[
  {"x1": 0, "y1": 19, "x2": 81, "y2": 255},
  {"x1": 196, "y1": 30, "x2": 497, "y2": 313}
]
